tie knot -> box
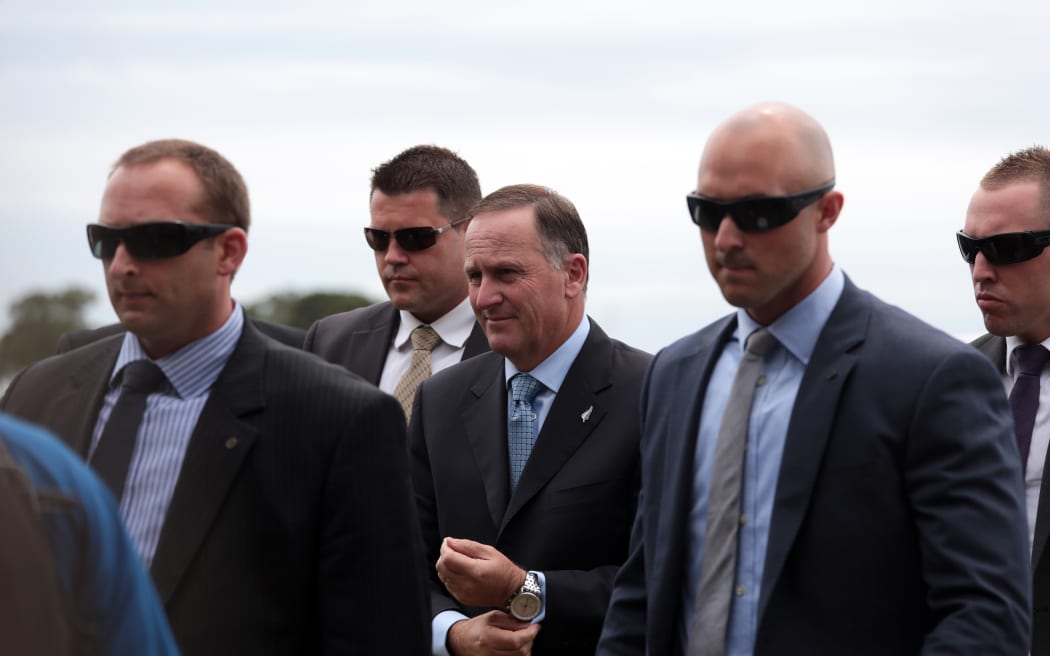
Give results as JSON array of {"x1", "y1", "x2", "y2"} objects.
[
  {"x1": 120, "y1": 360, "x2": 167, "y2": 393},
  {"x1": 410, "y1": 325, "x2": 441, "y2": 352},
  {"x1": 744, "y1": 328, "x2": 776, "y2": 358},
  {"x1": 511, "y1": 373, "x2": 542, "y2": 405},
  {"x1": 1015, "y1": 343, "x2": 1050, "y2": 377}
]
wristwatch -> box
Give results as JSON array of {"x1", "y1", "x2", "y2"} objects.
[{"x1": 507, "y1": 571, "x2": 542, "y2": 621}]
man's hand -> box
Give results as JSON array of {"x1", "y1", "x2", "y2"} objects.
[
  {"x1": 447, "y1": 610, "x2": 540, "y2": 656},
  {"x1": 437, "y1": 537, "x2": 526, "y2": 607}
]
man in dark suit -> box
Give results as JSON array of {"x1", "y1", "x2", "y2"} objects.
[
  {"x1": 598, "y1": 102, "x2": 1031, "y2": 655},
  {"x1": 411, "y1": 184, "x2": 651, "y2": 655},
  {"x1": 57, "y1": 317, "x2": 305, "y2": 352},
  {"x1": 961, "y1": 146, "x2": 1050, "y2": 652},
  {"x1": 305, "y1": 145, "x2": 488, "y2": 418},
  {"x1": 0, "y1": 138, "x2": 429, "y2": 654}
]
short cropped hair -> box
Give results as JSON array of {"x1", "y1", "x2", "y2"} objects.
[
  {"x1": 981, "y1": 145, "x2": 1050, "y2": 219},
  {"x1": 370, "y1": 145, "x2": 481, "y2": 223},
  {"x1": 114, "y1": 139, "x2": 250, "y2": 231},
  {"x1": 468, "y1": 184, "x2": 589, "y2": 276}
]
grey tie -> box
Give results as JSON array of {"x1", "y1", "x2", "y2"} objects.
[{"x1": 687, "y1": 328, "x2": 776, "y2": 656}]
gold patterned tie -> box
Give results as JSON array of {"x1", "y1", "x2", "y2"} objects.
[{"x1": 393, "y1": 325, "x2": 442, "y2": 422}]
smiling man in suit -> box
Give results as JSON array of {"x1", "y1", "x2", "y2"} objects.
[
  {"x1": 597, "y1": 102, "x2": 1031, "y2": 655},
  {"x1": 305, "y1": 145, "x2": 488, "y2": 419},
  {"x1": 961, "y1": 146, "x2": 1050, "y2": 652},
  {"x1": 0, "y1": 138, "x2": 429, "y2": 654},
  {"x1": 410, "y1": 184, "x2": 651, "y2": 655}
]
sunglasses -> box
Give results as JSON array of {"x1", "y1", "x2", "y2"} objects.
[
  {"x1": 87, "y1": 222, "x2": 234, "y2": 260},
  {"x1": 956, "y1": 229, "x2": 1050, "y2": 266},
  {"x1": 363, "y1": 217, "x2": 468, "y2": 252},
  {"x1": 686, "y1": 181, "x2": 835, "y2": 233}
]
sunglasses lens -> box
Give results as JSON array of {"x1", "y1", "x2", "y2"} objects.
[
  {"x1": 87, "y1": 225, "x2": 119, "y2": 258},
  {"x1": 687, "y1": 196, "x2": 722, "y2": 231},
  {"x1": 956, "y1": 233, "x2": 979, "y2": 263},
  {"x1": 396, "y1": 228, "x2": 438, "y2": 252},
  {"x1": 124, "y1": 223, "x2": 187, "y2": 259},
  {"x1": 732, "y1": 199, "x2": 793, "y2": 232},
  {"x1": 364, "y1": 228, "x2": 390, "y2": 251}
]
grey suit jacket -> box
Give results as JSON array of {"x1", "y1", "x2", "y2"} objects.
[
  {"x1": 599, "y1": 279, "x2": 1031, "y2": 655},
  {"x1": 411, "y1": 318, "x2": 651, "y2": 654},
  {"x1": 2, "y1": 318, "x2": 430, "y2": 655},
  {"x1": 304, "y1": 301, "x2": 489, "y2": 384},
  {"x1": 973, "y1": 332, "x2": 1050, "y2": 653}
]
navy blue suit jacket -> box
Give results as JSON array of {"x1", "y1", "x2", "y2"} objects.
[{"x1": 599, "y1": 279, "x2": 1031, "y2": 655}]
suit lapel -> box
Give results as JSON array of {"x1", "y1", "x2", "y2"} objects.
[
  {"x1": 149, "y1": 324, "x2": 265, "y2": 604},
  {"x1": 349, "y1": 304, "x2": 399, "y2": 385},
  {"x1": 462, "y1": 358, "x2": 512, "y2": 530},
  {"x1": 758, "y1": 282, "x2": 866, "y2": 624},
  {"x1": 498, "y1": 322, "x2": 610, "y2": 534},
  {"x1": 56, "y1": 338, "x2": 121, "y2": 456}
]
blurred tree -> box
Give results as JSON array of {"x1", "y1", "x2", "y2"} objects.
[
  {"x1": 0, "y1": 287, "x2": 95, "y2": 378},
  {"x1": 245, "y1": 291, "x2": 376, "y2": 330}
]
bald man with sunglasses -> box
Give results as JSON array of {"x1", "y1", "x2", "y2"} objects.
[
  {"x1": 305, "y1": 145, "x2": 489, "y2": 420},
  {"x1": 598, "y1": 102, "x2": 1031, "y2": 655},
  {"x1": 962, "y1": 146, "x2": 1050, "y2": 653},
  {"x1": 0, "y1": 139, "x2": 430, "y2": 655}
]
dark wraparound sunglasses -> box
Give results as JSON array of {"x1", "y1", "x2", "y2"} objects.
[
  {"x1": 686, "y1": 181, "x2": 836, "y2": 233},
  {"x1": 956, "y1": 229, "x2": 1050, "y2": 266},
  {"x1": 87, "y1": 222, "x2": 234, "y2": 260},
  {"x1": 363, "y1": 217, "x2": 469, "y2": 252}
]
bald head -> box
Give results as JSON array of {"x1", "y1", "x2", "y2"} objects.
[{"x1": 698, "y1": 102, "x2": 835, "y2": 195}]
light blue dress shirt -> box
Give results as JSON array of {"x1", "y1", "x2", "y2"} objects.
[
  {"x1": 681, "y1": 266, "x2": 844, "y2": 654},
  {"x1": 90, "y1": 304, "x2": 243, "y2": 566},
  {"x1": 432, "y1": 316, "x2": 590, "y2": 656}
]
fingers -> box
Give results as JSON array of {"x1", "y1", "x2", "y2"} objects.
[{"x1": 448, "y1": 611, "x2": 540, "y2": 656}]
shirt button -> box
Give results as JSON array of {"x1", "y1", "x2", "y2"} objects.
[
  {"x1": 756, "y1": 374, "x2": 767, "y2": 387},
  {"x1": 736, "y1": 585, "x2": 746, "y2": 597},
  {"x1": 740, "y1": 514, "x2": 748, "y2": 525},
  {"x1": 225, "y1": 437, "x2": 238, "y2": 449}
]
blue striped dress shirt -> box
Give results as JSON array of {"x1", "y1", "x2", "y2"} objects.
[{"x1": 89, "y1": 305, "x2": 243, "y2": 566}]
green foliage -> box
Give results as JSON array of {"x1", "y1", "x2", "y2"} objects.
[
  {"x1": 0, "y1": 287, "x2": 96, "y2": 378},
  {"x1": 245, "y1": 291, "x2": 376, "y2": 330}
]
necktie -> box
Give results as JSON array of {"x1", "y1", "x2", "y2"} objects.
[
  {"x1": 508, "y1": 373, "x2": 543, "y2": 490},
  {"x1": 393, "y1": 325, "x2": 442, "y2": 422},
  {"x1": 687, "y1": 328, "x2": 776, "y2": 656},
  {"x1": 1010, "y1": 343, "x2": 1050, "y2": 471},
  {"x1": 90, "y1": 360, "x2": 167, "y2": 503}
]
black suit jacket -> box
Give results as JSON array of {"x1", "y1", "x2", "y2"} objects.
[
  {"x1": 599, "y1": 280, "x2": 1031, "y2": 655},
  {"x1": 410, "y1": 319, "x2": 651, "y2": 654},
  {"x1": 304, "y1": 301, "x2": 489, "y2": 384},
  {"x1": 57, "y1": 318, "x2": 305, "y2": 352},
  {"x1": 973, "y1": 332, "x2": 1050, "y2": 653},
  {"x1": 2, "y1": 319, "x2": 430, "y2": 655}
]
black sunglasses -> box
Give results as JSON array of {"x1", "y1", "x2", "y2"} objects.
[
  {"x1": 87, "y1": 222, "x2": 234, "y2": 260},
  {"x1": 363, "y1": 217, "x2": 468, "y2": 252},
  {"x1": 956, "y1": 229, "x2": 1050, "y2": 266},
  {"x1": 686, "y1": 181, "x2": 836, "y2": 233}
]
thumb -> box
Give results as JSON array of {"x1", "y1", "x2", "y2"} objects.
[{"x1": 446, "y1": 537, "x2": 491, "y2": 558}]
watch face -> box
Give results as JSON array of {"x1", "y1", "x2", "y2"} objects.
[{"x1": 510, "y1": 592, "x2": 541, "y2": 621}]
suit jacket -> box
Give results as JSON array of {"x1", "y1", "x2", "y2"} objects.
[
  {"x1": 598, "y1": 279, "x2": 1031, "y2": 655},
  {"x1": 411, "y1": 319, "x2": 651, "y2": 654},
  {"x1": 2, "y1": 320, "x2": 430, "y2": 655},
  {"x1": 973, "y1": 332, "x2": 1050, "y2": 653},
  {"x1": 304, "y1": 301, "x2": 489, "y2": 384},
  {"x1": 57, "y1": 318, "x2": 306, "y2": 352}
]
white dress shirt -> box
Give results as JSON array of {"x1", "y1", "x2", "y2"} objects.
[{"x1": 378, "y1": 297, "x2": 477, "y2": 394}]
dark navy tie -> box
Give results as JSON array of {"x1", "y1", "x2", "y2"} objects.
[
  {"x1": 90, "y1": 360, "x2": 167, "y2": 502},
  {"x1": 1010, "y1": 343, "x2": 1050, "y2": 472}
]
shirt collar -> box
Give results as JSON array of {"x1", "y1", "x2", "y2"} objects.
[
  {"x1": 505, "y1": 315, "x2": 590, "y2": 394},
  {"x1": 394, "y1": 297, "x2": 476, "y2": 350},
  {"x1": 1005, "y1": 335, "x2": 1050, "y2": 377},
  {"x1": 111, "y1": 302, "x2": 245, "y2": 399},
  {"x1": 735, "y1": 264, "x2": 844, "y2": 365}
]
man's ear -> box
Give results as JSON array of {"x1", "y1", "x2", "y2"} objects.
[
  {"x1": 564, "y1": 253, "x2": 588, "y2": 299},
  {"x1": 216, "y1": 227, "x2": 248, "y2": 277},
  {"x1": 816, "y1": 191, "x2": 844, "y2": 233}
]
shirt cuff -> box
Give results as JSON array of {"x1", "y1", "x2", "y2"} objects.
[
  {"x1": 533, "y1": 570, "x2": 547, "y2": 624},
  {"x1": 432, "y1": 609, "x2": 469, "y2": 656}
]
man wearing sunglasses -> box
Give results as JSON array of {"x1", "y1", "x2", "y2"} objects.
[
  {"x1": 963, "y1": 146, "x2": 1050, "y2": 653},
  {"x1": 0, "y1": 139, "x2": 430, "y2": 654},
  {"x1": 599, "y1": 102, "x2": 1030, "y2": 655},
  {"x1": 305, "y1": 145, "x2": 489, "y2": 420}
]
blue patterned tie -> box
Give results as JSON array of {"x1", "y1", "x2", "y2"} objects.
[{"x1": 509, "y1": 373, "x2": 542, "y2": 490}]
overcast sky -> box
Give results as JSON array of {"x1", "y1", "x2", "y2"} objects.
[{"x1": 2, "y1": 0, "x2": 1047, "y2": 353}]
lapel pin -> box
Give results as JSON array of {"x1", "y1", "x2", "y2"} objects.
[{"x1": 581, "y1": 406, "x2": 593, "y2": 423}]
